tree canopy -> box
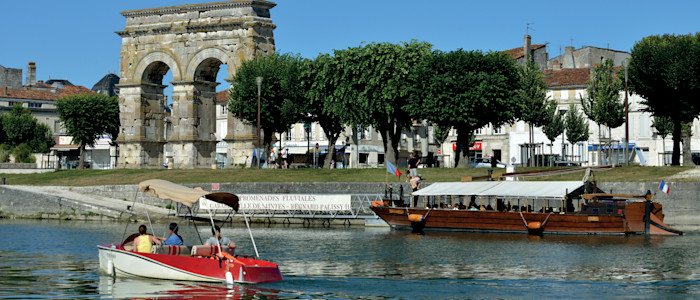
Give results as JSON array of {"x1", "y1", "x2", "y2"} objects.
[
  {"x1": 56, "y1": 94, "x2": 120, "y2": 169},
  {"x1": 415, "y1": 49, "x2": 522, "y2": 167},
  {"x1": 518, "y1": 60, "x2": 557, "y2": 166},
  {"x1": 628, "y1": 33, "x2": 700, "y2": 165},
  {"x1": 228, "y1": 53, "x2": 306, "y2": 153},
  {"x1": 301, "y1": 53, "x2": 348, "y2": 168},
  {"x1": 330, "y1": 41, "x2": 432, "y2": 165},
  {"x1": 580, "y1": 58, "x2": 624, "y2": 139},
  {"x1": 564, "y1": 104, "x2": 589, "y2": 158},
  {"x1": 1, "y1": 103, "x2": 54, "y2": 153}
]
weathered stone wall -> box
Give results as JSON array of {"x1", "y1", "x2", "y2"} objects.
[{"x1": 0, "y1": 65, "x2": 22, "y2": 90}]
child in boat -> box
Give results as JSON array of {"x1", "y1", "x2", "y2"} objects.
[
  {"x1": 134, "y1": 224, "x2": 162, "y2": 253},
  {"x1": 205, "y1": 225, "x2": 237, "y2": 250}
]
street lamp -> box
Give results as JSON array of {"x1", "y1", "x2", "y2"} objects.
[
  {"x1": 623, "y1": 60, "x2": 629, "y2": 166},
  {"x1": 256, "y1": 76, "x2": 263, "y2": 168}
]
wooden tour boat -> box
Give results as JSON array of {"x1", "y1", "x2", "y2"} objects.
[
  {"x1": 371, "y1": 180, "x2": 682, "y2": 236},
  {"x1": 98, "y1": 179, "x2": 283, "y2": 284}
]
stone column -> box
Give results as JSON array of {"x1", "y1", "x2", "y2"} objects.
[
  {"x1": 224, "y1": 113, "x2": 256, "y2": 168},
  {"x1": 116, "y1": 84, "x2": 166, "y2": 168},
  {"x1": 169, "y1": 81, "x2": 217, "y2": 168}
]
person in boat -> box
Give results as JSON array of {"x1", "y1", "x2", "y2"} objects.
[
  {"x1": 133, "y1": 224, "x2": 162, "y2": 253},
  {"x1": 163, "y1": 222, "x2": 183, "y2": 246},
  {"x1": 205, "y1": 225, "x2": 237, "y2": 250}
]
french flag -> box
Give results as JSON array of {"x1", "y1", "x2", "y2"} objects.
[
  {"x1": 659, "y1": 180, "x2": 670, "y2": 194},
  {"x1": 386, "y1": 160, "x2": 403, "y2": 178}
]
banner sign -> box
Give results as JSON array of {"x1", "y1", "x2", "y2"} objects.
[{"x1": 199, "y1": 194, "x2": 352, "y2": 212}]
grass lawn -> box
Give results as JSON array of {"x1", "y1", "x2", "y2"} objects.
[{"x1": 0, "y1": 165, "x2": 695, "y2": 186}]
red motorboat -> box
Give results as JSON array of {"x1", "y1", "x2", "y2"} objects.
[{"x1": 98, "y1": 179, "x2": 283, "y2": 284}]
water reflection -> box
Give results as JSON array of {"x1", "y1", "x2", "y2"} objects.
[
  {"x1": 98, "y1": 276, "x2": 279, "y2": 299},
  {"x1": 1, "y1": 219, "x2": 699, "y2": 299}
]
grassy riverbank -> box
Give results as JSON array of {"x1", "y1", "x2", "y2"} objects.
[{"x1": 0, "y1": 165, "x2": 695, "y2": 186}]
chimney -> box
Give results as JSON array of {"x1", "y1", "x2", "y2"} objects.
[
  {"x1": 26, "y1": 62, "x2": 36, "y2": 87},
  {"x1": 524, "y1": 35, "x2": 532, "y2": 62},
  {"x1": 564, "y1": 46, "x2": 575, "y2": 69}
]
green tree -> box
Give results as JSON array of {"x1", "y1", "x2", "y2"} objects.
[
  {"x1": 56, "y1": 94, "x2": 120, "y2": 169},
  {"x1": 228, "y1": 53, "x2": 306, "y2": 157},
  {"x1": 1, "y1": 103, "x2": 54, "y2": 152},
  {"x1": 415, "y1": 49, "x2": 522, "y2": 167},
  {"x1": 628, "y1": 33, "x2": 700, "y2": 165},
  {"x1": 564, "y1": 104, "x2": 589, "y2": 160},
  {"x1": 580, "y1": 58, "x2": 624, "y2": 165},
  {"x1": 542, "y1": 110, "x2": 564, "y2": 164},
  {"x1": 301, "y1": 53, "x2": 348, "y2": 168},
  {"x1": 331, "y1": 41, "x2": 432, "y2": 166},
  {"x1": 518, "y1": 60, "x2": 557, "y2": 166},
  {"x1": 652, "y1": 115, "x2": 673, "y2": 165}
]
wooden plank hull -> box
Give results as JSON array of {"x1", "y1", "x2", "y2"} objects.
[{"x1": 370, "y1": 202, "x2": 681, "y2": 235}]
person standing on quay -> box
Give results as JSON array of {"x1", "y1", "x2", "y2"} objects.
[{"x1": 407, "y1": 153, "x2": 421, "y2": 179}]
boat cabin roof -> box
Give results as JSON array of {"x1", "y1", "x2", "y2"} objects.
[
  {"x1": 138, "y1": 179, "x2": 239, "y2": 210},
  {"x1": 413, "y1": 181, "x2": 593, "y2": 200}
]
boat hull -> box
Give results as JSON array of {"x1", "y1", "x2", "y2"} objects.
[
  {"x1": 98, "y1": 245, "x2": 283, "y2": 284},
  {"x1": 370, "y1": 202, "x2": 681, "y2": 235}
]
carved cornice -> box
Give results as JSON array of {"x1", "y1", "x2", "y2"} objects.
[
  {"x1": 116, "y1": 20, "x2": 274, "y2": 38},
  {"x1": 121, "y1": 0, "x2": 276, "y2": 18}
]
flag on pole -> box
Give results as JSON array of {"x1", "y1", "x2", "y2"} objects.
[
  {"x1": 659, "y1": 180, "x2": 670, "y2": 194},
  {"x1": 386, "y1": 160, "x2": 403, "y2": 178}
]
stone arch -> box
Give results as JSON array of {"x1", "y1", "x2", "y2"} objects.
[
  {"x1": 185, "y1": 47, "x2": 234, "y2": 82},
  {"x1": 116, "y1": 1, "x2": 276, "y2": 169},
  {"x1": 132, "y1": 51, "x2": 183, "y2": 83}
]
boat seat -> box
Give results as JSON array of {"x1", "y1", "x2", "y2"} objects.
[
  {"x1": 151, "y1": 245, "x2": 192, "y2": 256},
  {"x1": 191, "y1": 245, "x2": 235, "y2": 257}
]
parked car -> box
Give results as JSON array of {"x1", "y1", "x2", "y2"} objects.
[{"x1": 471, "y1": 158, "x2": 506, "y2": 168}]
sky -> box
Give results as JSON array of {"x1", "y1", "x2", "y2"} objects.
[{"x1": 3, "y1": 0, "x2": 699, "y2": 92}]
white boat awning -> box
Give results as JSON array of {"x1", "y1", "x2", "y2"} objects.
[{"x1": 413, "y1": 181, "x2": 584, "y2": 199}]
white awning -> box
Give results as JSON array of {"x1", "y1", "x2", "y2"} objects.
[
  {"x1": 413, "y1": 181, "x2": 584, "y2": 199},
  {"x1": 413, "y1": 182, "x2": 500, "y2": 196}
]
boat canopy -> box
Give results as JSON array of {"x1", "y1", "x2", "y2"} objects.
[
  {"x1": 138, "y1": 179, "x2": 239, "y2": 210},
  {"x1": 413, "y1": 181, "x2": 585, "y2": 199}
]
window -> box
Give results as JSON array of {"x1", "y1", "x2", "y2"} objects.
[
  {"x1": 639, "y1": 115, "x2": 649, "y2": 137},
  {"x1": 365, "y1": 125, "x2": 372, "y2": 140},
  {"x1": 560, "y1": 89, "x2": 569, "y2": 100},
  {"x1": 357, "y1": 125, "x2": 366, "y2": 140},
  {"x1": 28, "y1": 102, "x2": 42, "y2": 108},
  {"x1": 220, "y1": 104, "x2": 227, "y2": 114},
  {"x1": 311, "y1": 123, "x2": 317, "y2": 141}
]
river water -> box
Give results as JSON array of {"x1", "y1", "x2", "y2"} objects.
[{"x1": 1, "y1": 219, "x2": 699, "y2": 299}]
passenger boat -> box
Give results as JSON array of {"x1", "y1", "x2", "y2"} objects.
[
  {"x1": 371, "y1": 180, "x2": 682, "y2": 236},
  {"x1": 97, "y1": 179, "x2": 283, "y2": 284}
]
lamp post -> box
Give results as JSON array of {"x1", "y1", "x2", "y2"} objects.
[
  {"x1": 624, "y1": 61, "x2": 629, "y2": 166},
  {"x1": 256, "y1": 76, "x2": 263, "y2": 169}
]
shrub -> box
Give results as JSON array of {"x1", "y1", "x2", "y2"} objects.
[{"x1": 12, "y1": 143, "x2": 34, "y2": 163}]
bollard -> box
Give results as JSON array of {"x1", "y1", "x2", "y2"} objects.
[{"x1": 487, "y1": 169, "x2": 493, "y2": 181}]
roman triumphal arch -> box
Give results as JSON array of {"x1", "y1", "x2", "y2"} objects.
[{"x1": 115, "y1": 1, "x2": 275, "y2": 168}]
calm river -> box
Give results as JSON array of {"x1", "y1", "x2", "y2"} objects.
[{"x1": 1, "y1": 219, "x2": 699, "y2": 299}]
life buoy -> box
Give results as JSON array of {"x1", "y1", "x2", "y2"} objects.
[{"x1": 372, "y1": 201, "x2": 384, "y2": 207}]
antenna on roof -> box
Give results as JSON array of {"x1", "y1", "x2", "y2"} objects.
[{"x1": 526, "y1": 23, "x2": 535, "y2": 35}]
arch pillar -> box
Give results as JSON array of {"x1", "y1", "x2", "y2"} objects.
[
  {"x1": 168, "y1": 80, "x2": 218, "y2": 168},
  {"x1": 116, "y1": 83, "x2": 167, "y2": 168}
]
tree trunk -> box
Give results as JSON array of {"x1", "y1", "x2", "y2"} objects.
[
  {"x1": 683, "y1": 125, "x2": 693, "y2": 166},
  {"x1": 323, "y1": 134, "x2": 339, "y2": 168},
  {"x1": 672, "y1": 119, "x2": 681, "y2": 166},
  {"x1": 529, "y1": 124, "x2": 534, "y2": 167},
  {"x1": 350, "y1": 130, "x2": 359, "y2": 168},
  {"x1": 456, "y1": 127, "x2": 472, "y2": 168},
  {"x1": 78, "y1": 144, "x2": 86, "y2": 169}
]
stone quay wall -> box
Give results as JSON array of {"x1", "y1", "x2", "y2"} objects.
[{"x1": 1, "y1": 182, "x2": 698, "y2": 231}]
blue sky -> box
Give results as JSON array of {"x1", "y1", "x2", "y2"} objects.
[{"x1": 3, "y1": 0, "x2": 699, "y2": 91}]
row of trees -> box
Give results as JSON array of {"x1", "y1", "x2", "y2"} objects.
[
  {"x1": 228, "y1": 34, "x2": 700, "y2": 168},
  {"x1": 229, "y1": 41, "x2": 595, "y2": 168}
]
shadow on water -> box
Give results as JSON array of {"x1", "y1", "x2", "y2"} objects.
[{"x1": 98, "y1": 276, "x2": 280, "y2": 299}]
